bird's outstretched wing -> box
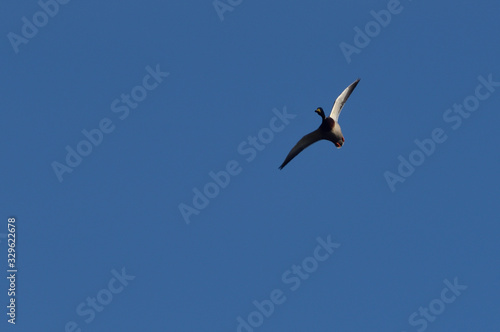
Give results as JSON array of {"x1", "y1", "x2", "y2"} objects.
[
  {"x1": 329, "y1": 78, "x2": 360, "y2": 122},
  {"x1": 279, "y1": 130, "x2": 323, "y2": 169}
]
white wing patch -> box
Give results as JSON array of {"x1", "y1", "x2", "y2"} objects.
[{"x1": 329, "y1": 78, "x2": 360, "y2": 122}]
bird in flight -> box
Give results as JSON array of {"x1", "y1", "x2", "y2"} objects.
[{"x1": 279, "y1": 78, "x2": 360, "y2": 169}]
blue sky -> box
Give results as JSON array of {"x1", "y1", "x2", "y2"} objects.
[{"x1": 1, "y1": 0, "x2": 500, "y2": 331}]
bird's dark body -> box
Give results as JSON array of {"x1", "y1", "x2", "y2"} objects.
[{"x1": 320, "y1": 117, "x2": 335, "y2": 131}]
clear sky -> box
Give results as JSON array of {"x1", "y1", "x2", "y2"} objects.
[{"x1": 1, "y1": 0, "x2": 500, "y2": 331}]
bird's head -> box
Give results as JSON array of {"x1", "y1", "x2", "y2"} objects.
[{"x1": 315, "y1": 107, "x2": 326, "y2": 120}]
